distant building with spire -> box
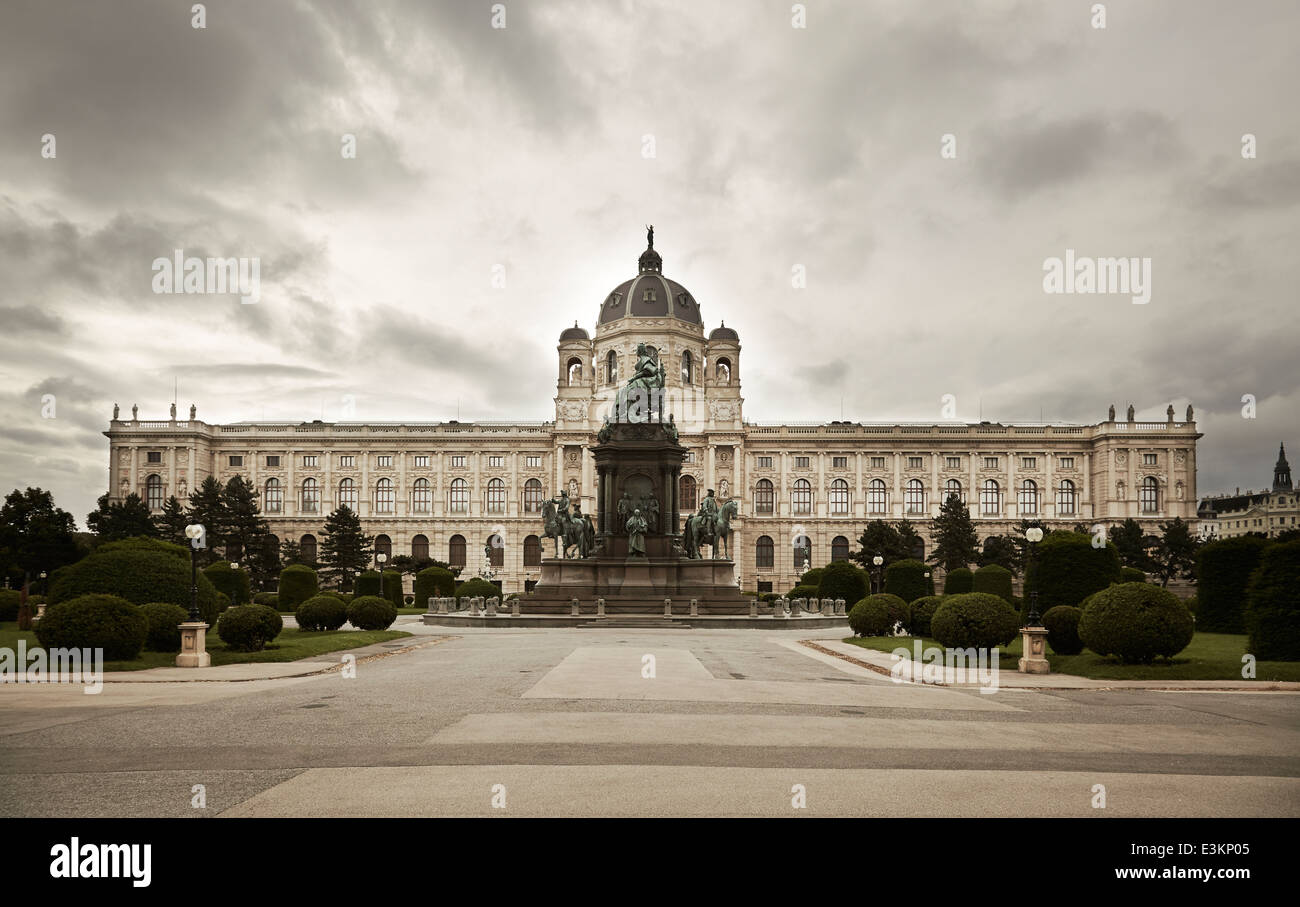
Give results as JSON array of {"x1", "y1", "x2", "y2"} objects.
[{"x1": 1197, "y1": 443, "x2": 1298, "y2": 540}]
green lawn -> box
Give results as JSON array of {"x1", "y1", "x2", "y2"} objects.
[
  {"x1": 0, "y1": 622, "x2": 410, "y2": 672},
  {"x1": 842, "y1": 631, "x2": 1300, "y2": 682}
]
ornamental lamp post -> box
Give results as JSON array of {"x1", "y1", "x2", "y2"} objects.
[
  {"x1": 376, "y1": 551, "x2": 388, "y2": 597},
  {"x1": 184, "y1": 523, "x2": 205, "y2": 622},
  {"x1": 1024, "y1": 526, "x2": 1045, "y2": 626},
  {"x1": 872, "y1": 554, "x2": 884, "y2": 595},
  {"x1": 178, "y1": 523, "x2": 211, "y2": 668},
  {"x1": 1019, "y1": 525, "x2": 1050, "y2": 674}
]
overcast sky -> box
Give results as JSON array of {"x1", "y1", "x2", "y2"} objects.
[{"x1": 1, "y1": 0, "x2": 1296, "y2": 528}]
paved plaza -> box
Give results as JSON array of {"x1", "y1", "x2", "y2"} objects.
[{"x1": 2, "y1": 618, "x2": 1298, "y2": 818}]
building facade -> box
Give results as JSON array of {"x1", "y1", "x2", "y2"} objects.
[
  {"x1": 1197, "y1": 444, "x2": 1297, "y2": 540},
  {"x1": 104, "y1": 238, "x2": 1203, "y2": 593}
]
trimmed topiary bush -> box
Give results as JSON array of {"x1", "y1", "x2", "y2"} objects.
[
  {"x1": 1243, "y1": 540, "x2": 1300, "y2": 661},
  {"x1": 884, "y1": 559, "x2": 929, "y2": 604},
  {"x1": 1077, "y1": 583, "x2": 1194, "y2": 664},
  {"x1": 0, "y1": 589, "x2": 24, "y2": 622},
  {"x1": 140, "y1": 601, "x2": 189, "y2": 651},
  {"x1": 253, "y1": 592, "x2": 280, "y2": 608},
  {"x1": 930, "y1": 593, "x2": 1019, "y2": 650},
  {"x1": 971, "y1": 565, "x2": 1014, "y2": 604},
  {"x1": 203, "y1": 561, "x2": 251, "y2": 606},
  {"x1": 1119, "y1": 566, "x2": 1146, "y2": 584},
  {"x1": 1042, "y1": 605, "x2": 1084, "y2": 655},
  {"x1": 817, "y1": 561, "x2": 868, "y2": 605},
  {"x1": 1029, "y1": 532, "x2": 1121, "y2": 612},
  {"x1": 47, "y1": 543, "x2": 223, "y2": 628},
  {"x1": 1196, "y1": 536, "x2": 1272, "y2": 633},
  {"x1": 848, "y1": 594, "x2": 907, "y2": 637},
  {"x1": 785, "y1": 583, "x2": 819, "y2": 600},
  {"x1": 35, "y1": 594, "x2": 148, "y2": 661},
  {"x1": 908, "y1": 595, "x2": 943, "y2": 637},
  {"x1": 355, "y1": 571, "x2": 382, "y2": 598},
  {"x1": 454, "y1": 577, "x2": 500, "y2": 601},
  {"x1": 295, "y1": 594, "x2": 349, "y2": 632},
  {"x1": 347, "y1": 595, "x2": 397, "y2": 631},
  {"x1": 943, "y1": 568, "x2": 973, "y2": 595},
  {"x1": 799, "y1": 567, "x2": 826, "y2": 589},
  {"x1": 217, "y1": 604, "x2": 284, "y2": 652},
  {"x1": 382, "y1": 570, "x2": 404, "y2": 609},
  {"x1": 414, "y1": 566, "x2": 456, "y2": 607},
  {"x1": 277, "y1": 565, "x2": 318, "y2": 613}
]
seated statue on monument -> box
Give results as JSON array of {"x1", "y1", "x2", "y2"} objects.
[{"x1": 610, "y1": 342, "x2": 665, "y2": 424}]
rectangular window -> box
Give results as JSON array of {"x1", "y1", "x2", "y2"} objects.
[
  {"x1": 229, "y1": 455, "x2": 243, "y2": 468},
  {"x1": 339, "y1": 455, "x2": 354, "y2": 467},
  {"x1": 414, "y1": 455, "x2": 429, "y2": 467},
  {"x1": 871, "y1": 457, "x2": 886, "y2": 469},
  {"x1": 908, "y1": 457, "x2": 923, "y2": 469},
  {"x1": 1022, "y1": 457, "x2": 1036, "y2": 469},
  {"x1": 984, "y1": 457, "x2": 999, "y2": 469},
  {"x1": 832, "y1": 456, "x2": 848, "y2": 468},
  {"x1": 684, "y1": 451, "x2": 696, "y2": 463},
  {"x1": 1059, "y1": 457, "x2": 1074, "y2": 469},
  {"x1": 147, "y1": 451, "x2": 162, "y2": 464},
  {"x1": 1143, "y1": 453, "x2": 1158, "y2": 466},
  {"x1": 377, "y1": 455, "x2": 392, "y2": 467},
  {"x1": 266, "y1": 455, "x2": 280, "y2": 468},
  {"x1": 795, "y1": 456, "x2": 810, "y2": 468},
  {"x1": 302, "y1": 455, "x2": 318, "y2": 467},
  {"x1": 526, "y1": 455, "x2": 542, "y2": 468},
  {"x1": 757, "y1": 456, "x2": 773, "y2": 468},
  {"x1": 450, "y1": 455, "x2": 466, "y2": 467},
  {"x1": 488, "y1": 455, "x2": 504, "y2": 468},
  {"x1": 946, "y1": 456, "x2": 961, "y2": 469}
]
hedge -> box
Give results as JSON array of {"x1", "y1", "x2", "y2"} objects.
[
  {"x1": 140, "y1": 601, "x2": 189, "y2": 651},
  {"x1": 799, "y1": 567, "x2": 826, "y2": 589},
  {"x1": 785, "y1": 583, "x2": 819, "y2": 600},
  {"x1": 972, "y1": 564, "x2": 1014, "y2": 604},
  {"x1": 382, "y1": 570, "x2": 404, "y2": 609},
  {"x1": 454, "y1": 577, "x2": 500, "y2": 601},
  {"x1": 1243, "y1": 540, "x2": 1300, "y2": 661},
  {"x1": 35, "y1": 594, "x2": 148, "y2": 661},
  {"x1": 1119, "y1": 566, "x2": 1146, "y2": 584},
  {"x1": 355, "y1": 571, "x2": 382, "y2": 598},
  {"x1": 817, "y1": 561, "x2": 868, "y2": 604},
  {"x1": 1042, "y1": 605, "x2": 1084, "y2": 655},
  {"x1": 295, "y1": 594, "x2": 349, "y2": 632},
  {"x1": 217, "y1": 604, "x2": 284, "y2": 652},
  {"x1": 1028, "y1": 532, "x2": 1121, "y2": 610},
  {"x1": 203, "y1": 561, "x2": 252, "y2": 606},
  {"x1": 47, "y1": 544, "x2": 223, "y2": 628},
  {"x1": 884, "y1": 559, "x2": 929, "y2": 604},
  {"x1": 1196, "y1": 536, "x2": 1272, "y2": 633},
  {"x1": 930, "y1": 593, "x2": 1019, "y2": 650},
  {"x1": 942, "y1": 568, "x2": 973, "y2": 595},
  {"x1": 848, "y1": 594, "x2": 907, "y2": 637},
  {"x1": 1077, "y1": 583, "x2": 1194, "y2": 664},
  {"x1": 908, "y1": 595, "x2": 944, "y2": 637},
  {"x1": 278, "y1": 565, "x2": 319, "y2": 613},
  {"x1": 253, "y1": 592, "x2": 280, "y2": 607},
  {"x1": 0, "y1": 589, "x2": 24, "y2": 621},
  {"x1": 347, "y1": 595, "x2": 398, "y2": 631},
  {"x1": 414, "y1": 566, "x2": 456, "y2": 607}
]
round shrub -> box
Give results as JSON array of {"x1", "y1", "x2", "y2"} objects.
[
  {"x1": 414, "y1": 566, "x2": 456, "y2": 607},
  {"x1": 971, "y1": 565, "x2": 1014, "y2": 604},
  {"x1": 848, "y1": 594, "x2": 908, "y2": 637},
  {"x1": 253, "y1": 592, "x2": 280, "y2": 607},
  {"x1": 47, "y1": 543, "x2": 223, "y2": 627},
  {"x1": 202, "y1": 560, "x2": 251, "y2": 606},
  {"x1": 785, "y1": 583, "x2": 819, "y2": 600},
  {"x1": 1196, "y1": 536, "x2": 1272, "y2": 633},
  {"x1": 817, "y1": 561, "x2": 868, "y2": 604},
  {"x1": 382, "y1": 570, "x2": 404, "y2": 609},
  {"x1": 1042, "y1": 605, "x2": 1084, "y2": 655},
  {"x1": 0, "y1": 589, "x2": 23, "y2": 621},
  {"x1": 1077, "y1": 583, "x2": 1194, "y2": 664},
  {"x1": 1243, "y1": 540, "x2": 1300, "y2": 661},
  {"x1": 930, "y1": 593, "x2": 1020, "y2": 650},
  {"x1": 347, "y1": 595, "x2": 397, "y2": 631},
  {"x1": 1184, "y1": 595, "x2": 1197, "y2": 617},
  {"x1": 217, "y1": 604, "x2": 284, "y2": 652},
  {"x1": 277, "y1": 565, "x2": 318, "y2": 613},
  {"x1": 354, "y1": 571, "x2": 382, "y2": 598},
  {"x1": 799, "y1": 567, "x2": 826, "y2": 589},
  {"x1": 943, "y1": 568, "x2": 973, "y2": 595},
  {"x1": 884, "y1": 559, "x2": 929, "y2": 604},
  {"x1": 140, "y1": 601, "x2": 189, "y2": 651},
  {"x1": 1029, "y1": 532, "x2": 1121, "y2": 611},
  {"x1": 35, "y1": 594, "x2": 148, "y2": 661},
  {"x1": 295, "y1": 594, "x2": 348, "y2": 632},
  {"x1": 1119, "y1": 566, "x2": 1146, "y2": 584},
  {"x1": 908, "y1": 595, "x2": 943, "y2": 637},
  {"x1": 454, "y1": 577, "x2": 500, "y2": 601}
]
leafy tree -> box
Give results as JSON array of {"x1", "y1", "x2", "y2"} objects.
[
  {"x1": 154, "y1": 495, "x2": 189, "y2": 545},
  {"x1": 222, "y1": 476, "x2": 274, "y2": 585},
  {"x1": 1147, "y1": 517, "x2": 1199, "y2": 587},
  {"x1": 187, "y1": 476, "x2": 228, "y2": 564},
  {"x1": 0, "y1": 487, "x2": 82, "y2": 589},
  {"x1": 1108, "y1": 518, "x2": 1152, "y2": 572},
  {"x1": 279, "y1": 537, "x2": 309, "y2": 568},
  {"x1": 319, "y1": 506, "x2": 373, "y2": 591},
  {"x1": 929, "y1": 493, "x2": 978, "y2": 571},
  {"x1": 895, "y1": 519, "x2": 924, "y2": 561},
  {"x1": 977, "y1": 535, "x2": 1020, "y2": 574},
  {"x1": 86, "y1": 493, "x2": 158, "y2": 542}
]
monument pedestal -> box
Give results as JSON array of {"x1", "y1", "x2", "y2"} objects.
[
  {"x1": 176, "y1": 621, "x2": 211, "y2": 668},
  {"x1": 1018, "y1": 626, "x2": 1050, "y2": 674}
]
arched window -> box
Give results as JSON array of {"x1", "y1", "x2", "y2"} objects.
[
  {"x1": 1019, "y1": 479, "x2": 1039, "y2": 515},
  {"x1": 411, "y1": 478, "x2": 431, "y2": 513},
  {"x1": 1140, "y1": 476, "x2": 1160, "y2": 513},
  {"x1": 905, "y1": 479, "x2": 925, "y2": 514},
  {"x1": 567, "y1": 357, "x2": 583, "y2": 385},
  {"x1": 412, "y1": 534, "x2": 429, "y2": 560},
  {"x1": 486, "y1": 478, "x2": 506, "y2": 513},
  {"x1": 830, "y1": 478, "x2": 850, "y2": 515},
  {"x1": 449, "y1": 478, "x2": 468, "y2": 513},
  {"x1": 1057, "y1": 479, "x2": 1077, "y2": 515},
  {"x1": 374, "y1": 534, "x2": 392, "y2": 559},
  {"x1": 523, "y1": 478, "x2": 543, "y2": 513},
  {"x1": 754, "y1": 478, "x2": 774, "y2": 514},
  {"x1": 681, "y1": 350, "x2": 693, "y2": 384},
  {"x1": 606, "y1": 350, "x2": 618, "y2": 384},
  {"x1": 375, "y1": 478, "x2": 394, "y2": 514},
  {"x1": 755, "y1": 535, "x2": 774, "y2": 568},
  {"x1": 524, "y1": 535, "x2": 541, "y2": 567},
  {"x1": 793, "y1": 533, "x2": 812, "y2": 570},
  {"x1": 486, "y1": 533, "x2": 504, "y2": 568},
  {"x1": 980, "y1": 479, "x2": 1001, "y2": 516},
  {"x1": 301, "y1": 477, "x2": 320, "y2": 513},
  {"x1": 338, "y1": 478, "x2": 357, "y2": 512},
  {"x1": 792, "y1": 478, "x2": 812, "y2": 515},
  {"x1": 300, "y1": 534, "x2": 317, "y2": 564},
  {"x1": 680, "y1": 475, "x2": 697, "y2": 512},
  {"x1": 716, "y1": 357, "x2": 731, "y2": 383},
  {"x1": 263, "y1": 534, "x2": 279, "y2": 564},
  {"x1": 944, "y1": 479, "x2": 963, "y2": 504},
  {"x1": 868, "y1": 478, "x2": 888, "y2": 514},
  {"x1": 145, "y1": 474, "x2": 164, "y2": 511},
  {"x1": 448, "y1": 534, "x2": 466, "y2": 567},
  {"x1": 264, "y1": 478, "x2": 283, "y2": 514},
  {"x1": 832, "y1": 535, "x2": 850, "y2": 562},
  {"x1": 912, "y1": 538, "x2": 926, "y2": 561}
]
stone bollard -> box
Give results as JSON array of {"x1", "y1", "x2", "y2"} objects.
[
  {"x1": 570, "y1": 597, "x2": 580, "y2": 616},
  {"x1": 773, "y1": 598, "x2": 786, "y2": 617},
  {"x1": 835, "y1": 598, "x2": 845, "y2": 615},
  {"x1": 511, "y1": 598, "x2": 520, "y2": 617},
  {"x1": 791, "y1": 598, "x2": 803, "y2": 618},
  {"x1": 821, "y1": 598, "x2": 833, "y2": 616},
  {"x1": 809, "y1": 597, "x2": 820, "y2": 614},
  {"x1": 437, "y1": 597, "x2": 448, "y2": 614},
  {"x1": 664, "y1": 598, "x2": 672, "y2": 617},
  {"x1": 597, "y1": 597, "x2": 606, "y2": 617},
  {"x1": 475, "y1": 596, "x2": 485, "y2": 615},
  {"x1": 426, "y1": 596, "x2": 436, "y2": 613},
  {"x1": 690, "y1": 598, "x2": 699, "y2": 617},
  {"x1": 486, "y1": 596, "x2": 498, "y2": 616},
  {"x1": 749, "y1": 599, "x2": 758, "y2": 618}
]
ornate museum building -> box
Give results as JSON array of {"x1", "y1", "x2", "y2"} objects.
[
  {"x1": 1197, "y1": 443, "x2": 1297, "y2": 540},
  {"x1": 104, "y1": 236, "x2": 1203, "y2": 594}
]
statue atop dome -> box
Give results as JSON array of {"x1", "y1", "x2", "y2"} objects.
[{"x1": 646, "y1": 224, "x2": 654, "y2": 249}]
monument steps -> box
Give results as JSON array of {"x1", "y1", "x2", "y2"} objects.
[{"x1": 578, "y1": 618, "x2": 694, "y2": 629}]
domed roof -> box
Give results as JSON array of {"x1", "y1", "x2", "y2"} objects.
[
  {"x1": 708, "y1": 322, "x2": 738, "y2": 341},
  {"x1": 598, "y1": 229, "x2": 702, "y2": 326},
  {"x1": 559, "y1": 321, "x2": 590, "y2": 342}
]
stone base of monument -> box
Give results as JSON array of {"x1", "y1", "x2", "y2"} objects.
[{"x1": 520, "y1": 555, "x2": 748, "y2": 615}]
